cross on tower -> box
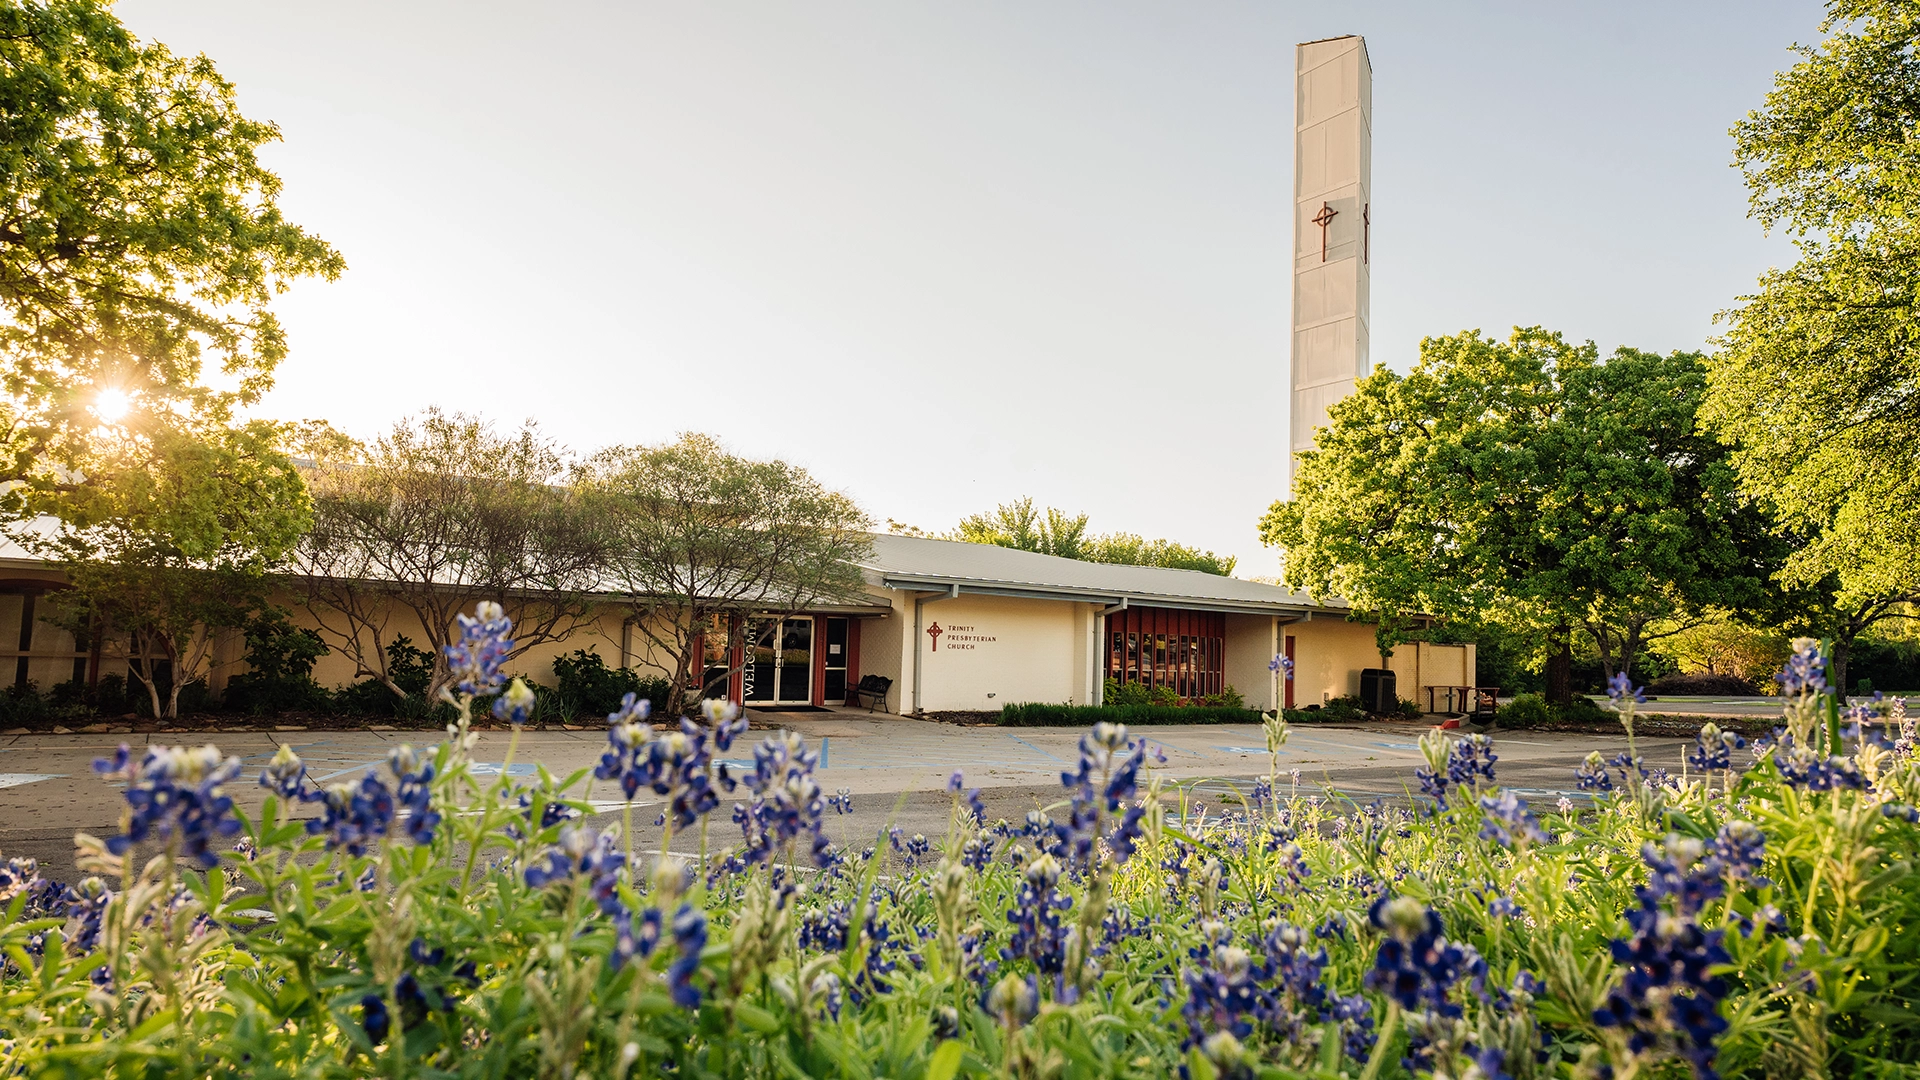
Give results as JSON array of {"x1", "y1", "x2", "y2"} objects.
[{"x1": 1311, "y1": 201, "x2": 1339, "y2": 263}]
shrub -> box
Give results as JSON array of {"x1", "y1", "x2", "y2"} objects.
[
  {"x1": 1498, "y1": 691, "x2": 1553, "y2": 729},
  {"x1": 1000, "y1": 702, "x2": 1262, "y2": 726},
  {"x1": 0, "y1": 681, "x2": 50, "y2": 726},
  {"x1": 551, "y1": 648, "x2": 670, "y2": 720},
  {"x1": 336, "y1": 636, "x2": 438, "y2": 716},
  {"x1": 1103, "y1": 679, "x2": 1249, "y2": 711},
  {"x1": 1646, "y1": 671, "x2": 1761, "y2": 696},
  {"x1": 223, "y1": 612, "x2": 333, "y2": 714}
]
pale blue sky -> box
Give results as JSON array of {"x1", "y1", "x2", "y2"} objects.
[{"x1": 123, "y1": 1, "x2": 1815, "y2": 576}]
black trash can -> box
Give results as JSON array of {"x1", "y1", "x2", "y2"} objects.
[{"x1": 1359, "y1": 668, "x2": 1397, "y2": 715}]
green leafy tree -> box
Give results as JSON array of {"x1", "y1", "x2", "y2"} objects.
[
  {"x1": 296, "y1": 410, "x2": 605, "y2": 702},
  {"x1": 951, "y1": 497, "x2": 1091, "y2": 559},
  {"x1": 579, "y1": 433, "x2": 874, "y2": 710},
  {"x1": 1706, "y1": 0, "x2": 1920, "y2": 641},
  {"x1": 32, "y1": 422, "x2": 309, "y2": 717},
  {"x1": 0, "y1": 0, "x2": 342, "y2": 521},
  {"x1": 951, "y1": 497, "x2": 1236, "y2": 575},
  {"x1": 1262, "y1": 327, "x2": 1778, "y2": 702}
]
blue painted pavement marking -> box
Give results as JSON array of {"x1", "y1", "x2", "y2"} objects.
[
  {"x1": 1004, "y1": 734, "x2": 1067, "y2": 764},
  {"x1": 820, "y1": 737, "x2": 828, "y2": 770},
  {"x1": 0, "y1": 773, "x2": 63, "y2": 789},
  {"x1": 470, "y1": 763, "x2": 538, "y2": 778}
]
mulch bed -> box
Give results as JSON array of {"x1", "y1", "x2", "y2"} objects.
[{"x1": 1517, "y1": 713, "x2": 1778, "y2": 739}]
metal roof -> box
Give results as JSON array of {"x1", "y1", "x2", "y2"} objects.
[{"x1": 856, "y1": 534, "x2": 1344, "y2": 616}]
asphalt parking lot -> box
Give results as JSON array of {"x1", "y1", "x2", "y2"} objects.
[{"x1": 0, "y1": 714, "x2": 1692, "y2": 878}]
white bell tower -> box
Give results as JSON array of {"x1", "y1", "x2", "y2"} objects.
[{"x1": 1289, "y1": 35, "x2": 1372, "y2": 483}]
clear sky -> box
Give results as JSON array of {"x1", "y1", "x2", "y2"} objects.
[{"x1": 122, "y1": 0, "x2": 1817, "y2": 577}]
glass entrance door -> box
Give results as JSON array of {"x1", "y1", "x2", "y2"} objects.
[{"x1": 742, "y1": 616, "x2": 813, "y2": 705}]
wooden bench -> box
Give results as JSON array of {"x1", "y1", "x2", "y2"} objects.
[{"x1": 847, "y1": 674, "x2": 893, "y2": 713}]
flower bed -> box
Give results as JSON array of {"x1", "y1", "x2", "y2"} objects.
[{"x1": 2, "y1": 616, "x2": 1917, "y2": 1079}]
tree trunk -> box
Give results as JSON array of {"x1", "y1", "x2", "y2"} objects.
[{"x1": 1545, "y1": 631, "x2": 1573, "y2": 706}]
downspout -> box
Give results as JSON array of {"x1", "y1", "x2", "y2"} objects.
[
  {"x1": 911, "y1": 584, "x2": 960, "y2": 715},
  {"x1": 1094, "y1": 599, "x2": 1127, "y2": 705}
]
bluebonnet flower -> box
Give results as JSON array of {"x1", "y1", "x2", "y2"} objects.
[
  {"x1": 443, "y1": 601, "x2": 513, "y2": 699},
  {"x1": 309, "y1": 774, "x2": 396, "y2": 856},
  {"x1": 813, "y1": 971, "x2": 844, "y2": 1021},
  {"x1": 259, "y1": 743, "x2": 308, "y2": 799},
  {"x1": 1776, "y1": 638, "x2": 1826, "y2": 696},
  {"x1": 1775, "y1": 744, "x2": 1870, "y2": 792},
  {"x1": 1477, "y1": 791, "x2": 1547, "y2": 849},
  {"x1": 595, "y1": 693, "x2": 655, "y2": 800},
  {"x1": 699, "y1": 698, "x2": 750, "y2": 752},
  {"x1": 388, "y1": 745, "x2": 439, "y2": 845},
  {"x1": 1331, "y1": 993, "x2": 1376, "y2": 1059},
  {"x1": 1414, "y1": 732, "x2": 1496, "y2": 809},
  {"x1": 1607, "y1": 671, "x2": 1646, "y2": 709},
  {"x1": 1450, "y1": 734, "x2": 1497, "y2": 786},
  {"x1": 94, "y1": 744, "x2": 243, "y2": 868},
  {"x1": 1709, "y1": 821, "x2": 1767, "y2": 885},
  {"x1": 1108, "y1": 804, "x2": 1149, "y2": 863},
  {"x1": 64, "y1": 877, "x2": 111, "y2": 952},
  {"x1": 492, "y1": 677, "x2": 537, "y2": 726},
  {"x1": 666, "y1": 904, "x2": 708, "y2": 1007},
  {"x1": 734, "y1": 730, "x2": 833, "y2": 869},
  {"x1": 0, "y1": 856, "x2": 48, "y2": 906},
  {"x1": 1270, "y1": 653, "x2": 1295, "y2": 680},
  {"x1": 1260, "y1": 921, "x2": 1329, "y2": 1023},
  {"x1": 984, "y1": 972, "x2": 1039, "y2": 1028},
  {"x1": 504, "y1": 791, "x2": 577, "y2": 839},
  {"x1": 798, "y1": 900, "x2": 853, "y2": 952},
  {"x1": 1594, "y1": 834, "x2": 1735, "y2": 1079},
  {"x1": 1486, "y1": 894, "x2": 1523, "y2": 919},
  {"x1": 829, "y1": 787, "x2": 853, "y2": 814},
  {"x1": 1061, "y1": 721, "x2": 1149, "y2": 815},
  {"x1": 613, "y1": 907, "x2": 663, "y2": 971},
  {"x1": 361, "y1": 993, "x2": 391, "y2": 1044},
  {"x1": 1182, "y1": 943, "x2": 1263, "y2": 1047},
  {"x1": 524, "y1": 826, "x2": 627, "y2": 916},
  {"x1": 961, "y1": 834, "x2": 996, "y2": 872},
  {"x1": 1004, "y1": 853, "x2": 1073, "y2": 975},
  {"x1": 1365, "y1": 895, "x2": 1470, "y2": 1017},
  {"x1": 1686, "y1": 724, "x2": 1747, "y2": 773}
]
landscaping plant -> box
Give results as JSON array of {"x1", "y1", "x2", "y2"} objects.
[{"x1": 1, "y1": 610, "x2": 1917, "y2": 1079}]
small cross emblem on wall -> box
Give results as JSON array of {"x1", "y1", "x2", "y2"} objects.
[
  {"x1": 1311, "y1": 201, "x2": 1338, "y2": 262},
  {"x1": 926, "y1": 621, "x2": 943, "y2": 652}
]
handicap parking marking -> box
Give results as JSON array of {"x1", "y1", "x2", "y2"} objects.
[
  {"x1": 1373, "y1": 742, "x2": 1420, "y2": 750},
  {"x1": 1214, "y1": 746, "x2": 1284, "y2": 756},
  {"x1": 0, "y1": 773, "x2": 64, "y2": 789}
]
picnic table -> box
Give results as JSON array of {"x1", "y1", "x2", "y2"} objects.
[{"x1": 1427, "y1": 685, "x2": 1500, "y2": 718}]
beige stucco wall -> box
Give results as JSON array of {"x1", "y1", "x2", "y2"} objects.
[
  {"x1": 854, "y1": 588, "x2": 907, "y2": 713},
  {"x1": 1224, "y1": 612, "x2": 1280, "y2": 711},
  {"x1": 1285, "y1": 616, "x2": 1476, "y2": 711},
  {"x1": 917, "y1": 594, "x2": 1090, "y2": 712},
  {"x1": 264, "y1": 592, "x2": 670, "y2": 693}
]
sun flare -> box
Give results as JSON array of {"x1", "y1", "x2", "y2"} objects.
[{"x1": 92, "y1": 387, "x2": 131, "y2": 423}]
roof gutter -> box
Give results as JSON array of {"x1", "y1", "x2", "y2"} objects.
[{"x1": 911, "y1": 584, "x2": 960, "y2": 716}]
